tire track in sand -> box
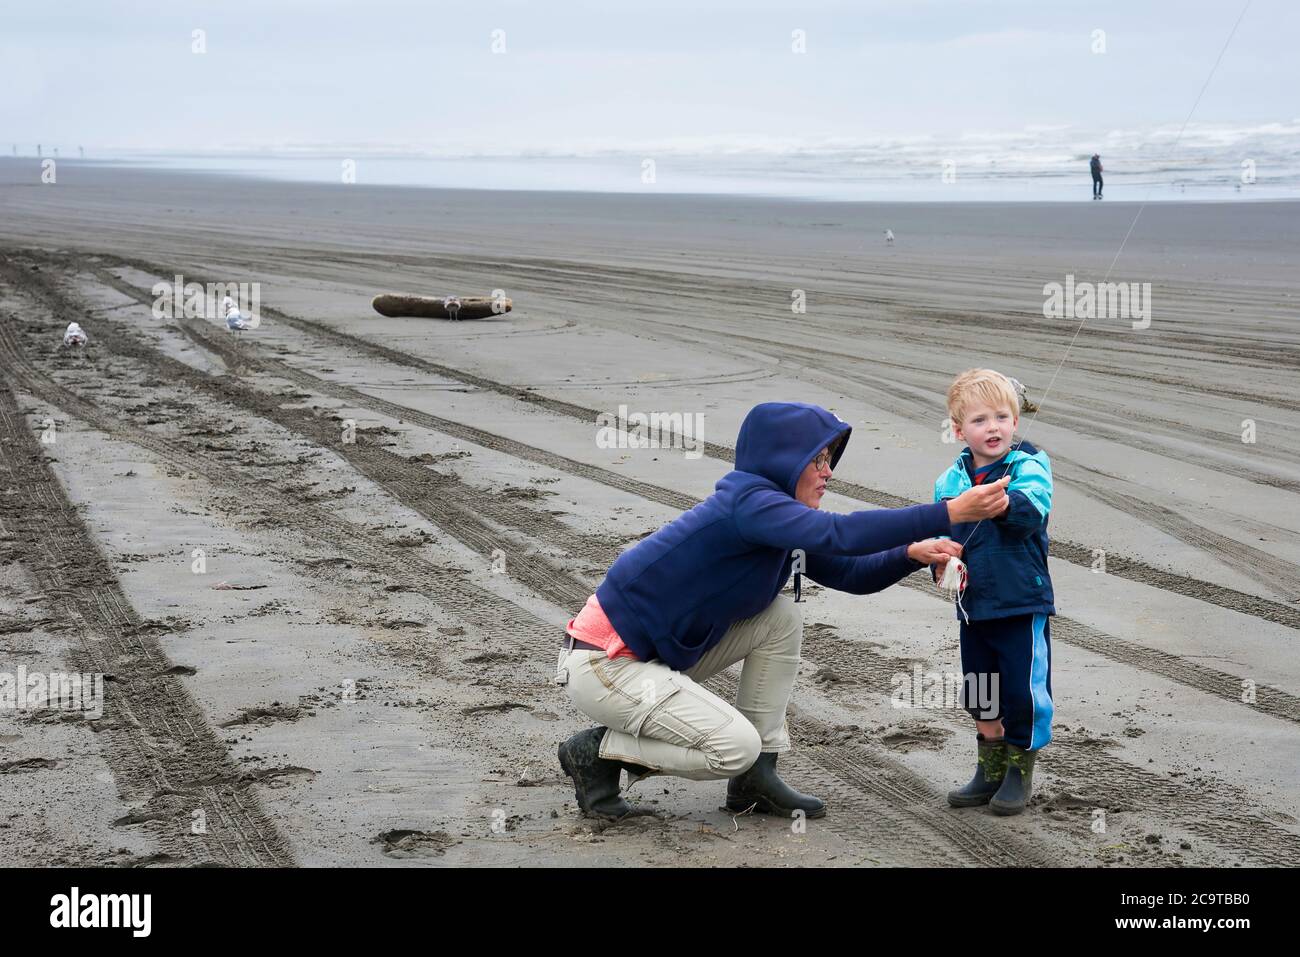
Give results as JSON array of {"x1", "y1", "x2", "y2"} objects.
[
  {"x1": 0, "y1": 336, "x2": 294, "y2": 867},
  {"x1": 798, "y1": 623, "x2": 1300, "y2": 867}
]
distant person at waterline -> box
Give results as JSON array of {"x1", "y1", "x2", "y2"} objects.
[
  {"x1": 1090, "y1": 154, "x2": 1103, "y2": 199},
  {"x1": 555, "y1": 401, "x2": 1011, "y2": 821}
]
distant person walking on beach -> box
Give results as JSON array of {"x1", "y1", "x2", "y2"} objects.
[{"x1": 1090, "y1": 154, "x2": 1104, "y2": 199}]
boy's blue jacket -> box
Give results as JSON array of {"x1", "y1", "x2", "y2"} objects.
[
  {"x1": 595, "y1": 402, "x2": 953, "y2": 671},
  {"x1": 933, "y1": 441, "x2": 1056, "y2": 621}
]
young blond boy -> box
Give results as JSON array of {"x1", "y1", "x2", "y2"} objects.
[{"x1": 934, "y1": 369, "x2": 1055, "y2": 815}]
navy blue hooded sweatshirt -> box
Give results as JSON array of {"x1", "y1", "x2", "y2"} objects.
[{"x1": 594, "y1": 402, "x2": 953, "y2": 671}]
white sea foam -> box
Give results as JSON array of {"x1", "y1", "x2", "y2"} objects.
[{"x1": 93, "y1": 122, "x2": 1300, "y2": 201}]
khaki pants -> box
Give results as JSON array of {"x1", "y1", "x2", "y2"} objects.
[{"x1": 559, "y1": 596, "x2": 802, "y2": 781}]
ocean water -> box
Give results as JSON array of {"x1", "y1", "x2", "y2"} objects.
[{"x1": 83, "y1": 123, "x2": 1300, "y2": 202}]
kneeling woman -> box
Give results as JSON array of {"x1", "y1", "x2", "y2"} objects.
[{"x1": 556, "y1": 402, "x2": 1010, "y2": 819}]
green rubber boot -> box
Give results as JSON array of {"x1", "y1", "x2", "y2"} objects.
[
  {"x1": 989, "y1": 743, "x2": 1037, "y2": 816},
  {"x1": 946, "y1": 735, "x2": 1007, "y2": 808}
]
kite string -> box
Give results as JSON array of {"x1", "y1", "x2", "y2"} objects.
[{"x1": 953, "y1": 0, "x2": 1253, "y2": 553}]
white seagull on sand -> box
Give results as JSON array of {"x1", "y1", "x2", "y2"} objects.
[
  {"x1": 223, "y1": 296, "x2": 251, "y2": 332},
  {"x1": 1005, "y1": 375, "x2": 1039, "y2": 414},
  {"x1": 884, "y1": 229, "x2": 895, "y2": 245},
  {"x1": 63, "y1": 321, "x2": 88, "y2": 347}
]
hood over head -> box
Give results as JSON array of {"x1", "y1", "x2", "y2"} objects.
[{"x1": 734, "y1": 402, "x2": 851, "y2": 496}]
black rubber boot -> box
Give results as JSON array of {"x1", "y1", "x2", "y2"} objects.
[
  {"x1": 989, "y1": 743, "x2": 1036, "y2": 816},
  {"x1": 558, "y1": 727, "x2": 633, "y2": 820},
  {"x1": 725, "y1": 752, "x2": 825, "y2": 818},
  {"x1": 946, "y1": 735, "x2": 1007, "y2": 808}
]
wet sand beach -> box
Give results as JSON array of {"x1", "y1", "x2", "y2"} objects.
[{"x1": 1, "y1": 159, "x2": 1298, "y2": 866}]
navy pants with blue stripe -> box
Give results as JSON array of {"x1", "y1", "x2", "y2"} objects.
[{"x1": 959, "y1": 613, "x2": 1053, "y2": 751}]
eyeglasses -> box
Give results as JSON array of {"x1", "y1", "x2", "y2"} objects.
[{"x1": 811, "y1": 451, "x2": 833, "y2": 470}]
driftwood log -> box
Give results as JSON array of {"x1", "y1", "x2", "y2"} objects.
[{"x1": 371, "y1": 294, "x2": 512, "y2": 320}]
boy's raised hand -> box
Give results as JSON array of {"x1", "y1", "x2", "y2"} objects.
[{"x1": 946, "y1": 475, "x2": 1011, "y2": 523}]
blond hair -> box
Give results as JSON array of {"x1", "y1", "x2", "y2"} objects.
[{"x1": 947, "y1": 369, "x2": 1020, "y2": 425}]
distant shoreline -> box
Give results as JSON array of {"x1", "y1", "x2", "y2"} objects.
[
  {"x1": 3, "y1": 154, "x2": 1293, "y2": 205},
  {"x1": 5, "y1": 158, "x2": 1299, "y2": 292}
]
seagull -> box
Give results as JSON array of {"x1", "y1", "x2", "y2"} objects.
[
  {"x1": 442, "y1": 296, "x2": 463, "y2": 321},
  {"x1": 223, "y1": 296, "x2": 251, "y2": 332},
  {"x1": 63, "y1": 321, "x2": 88, "y2": 347},
  {"x1": 1006, "y1": 376, "x2": 1039, "y2": 414},
  {"x1": 222, "y1": 296, "x2": 253, "y2": 359},
  {"x1": 884, "y1": 229, "x2": 895, "y2": 245}
]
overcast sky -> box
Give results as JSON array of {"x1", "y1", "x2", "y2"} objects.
[{"x1": 3, "y1": 0, "x2": 1292, "y2": 153}]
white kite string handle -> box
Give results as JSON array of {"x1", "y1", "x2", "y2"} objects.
[{"x1": 939, "y1": 556, "x2": 970, "y2": 625}]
